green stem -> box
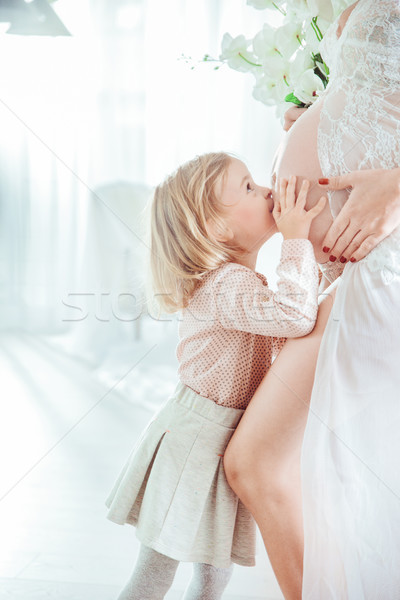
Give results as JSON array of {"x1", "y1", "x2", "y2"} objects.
[
  {"x1": 310, "y1": 20, "x2": 320, "y2": 41},
  {"x1": 238, "y1": 52, "x2": 262, "y2": 67},
  {"x1": 311, "y1": 17, "x2": 323, "y2": 41},
  {"x1": 203, "y1": 54, "x2": 220, "y2": 63},
  {"x1": 273, "y1": 2, "x2": 286, "y2": 15}
]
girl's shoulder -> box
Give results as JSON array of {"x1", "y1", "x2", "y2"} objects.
[
  {"x1": 186, "y1": 263, "x2": 269, "y2": 312},
  {"x1": 206, "y1": 262, "x2": 269, "y2": 289},
  {"x1": 182, "y1": 262, "x2": 271, "y2": 322}
]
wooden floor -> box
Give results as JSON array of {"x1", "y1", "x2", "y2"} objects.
[{"x1": 0, "y1": 328, "x2": 283, "y2": 600}]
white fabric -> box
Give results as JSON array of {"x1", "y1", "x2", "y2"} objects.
[
  {"x1": 318, "y1": 0, "x2": 400, "y2": 282},
  {"x1": 0, "y1": 0, "x2": 283, "y2": 358},
  {"x1": 105, "y1": 382, "x2": 256, "y2": 569},
  {"x1": 302, "y1": 1, "x2": 400, "y2": 598}
]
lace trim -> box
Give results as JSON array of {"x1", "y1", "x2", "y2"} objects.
[
  {"x1": 318, "y1": 0, "x2": 400, "y2": 284},
  {"x1": 318, "y1": 260, "x2": 345, "y2": 284}
]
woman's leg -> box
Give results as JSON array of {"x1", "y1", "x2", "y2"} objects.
[
  {"x1": 117, "y1": 544, "x2": 179, "y2": 600},
  {"x1": 183, "y1": 563, "x2": 234, "y2": 600},
  {"x1": 224, "y1": 284, "x2": 337, "y2": 600}
]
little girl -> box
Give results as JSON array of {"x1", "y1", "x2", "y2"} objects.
[{"x1": 105, "y1": 152, "x2": 326, "y2": 600}]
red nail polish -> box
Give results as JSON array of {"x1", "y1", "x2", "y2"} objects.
[
  {"x1": 340, "y1": 257, "x2": 347, "y2": 263},
  {"x1": 350, "y1": 257, "x2": 356, "y2": 262},
  {"x1": 319, "y1": 178, "x2": 329, "y2": 185},
  {"x1": 323, "y1": 246, "x2": 330, "y2": 253},
  {"x1": 329, "y1": 255, "x2": 337, "y2": 262}
]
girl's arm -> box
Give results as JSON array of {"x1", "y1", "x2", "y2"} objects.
[
  {"x1": 213, "y1": 176, "x2": 327, "y2": 338},
  {"x1": 213, "y1": 238, "x2": 319, "y2": 338}
]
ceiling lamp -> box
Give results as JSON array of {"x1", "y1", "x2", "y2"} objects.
[{"x1": 0, "y1": 0, "x2": 71, "y2": 36}]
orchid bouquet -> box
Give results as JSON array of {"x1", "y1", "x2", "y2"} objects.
[{"x1": 209, "y1": 0, "x2": 354, "y2": 118}]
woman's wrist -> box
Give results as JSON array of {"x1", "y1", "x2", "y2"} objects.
[
  {"x1": 281, "y1": 237, "x2": 314, "y2": 253},
  {"x1": 282, "y1": 233, "x2": 310, "y2": 241}
]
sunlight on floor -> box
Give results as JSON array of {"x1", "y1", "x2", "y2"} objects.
[{"x1": 0, "y1": 331, "x2": 283, "y2": 599}]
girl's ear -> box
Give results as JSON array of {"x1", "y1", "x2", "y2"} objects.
[{"x1": 205, "y1": 218, "x2": 234, "y2": 243}]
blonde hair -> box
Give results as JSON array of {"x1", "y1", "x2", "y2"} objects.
[{"x1": 149, "y1": 152, "x2": 244, "y2": 313}]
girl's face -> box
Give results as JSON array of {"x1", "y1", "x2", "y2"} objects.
[{"x1": 217, "y1": 158, "x2": 277, "y2": 257}]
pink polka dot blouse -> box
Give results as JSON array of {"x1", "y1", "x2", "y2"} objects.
[{"x1": 177, "y1": 238, "x2": 320, "y2": 409}]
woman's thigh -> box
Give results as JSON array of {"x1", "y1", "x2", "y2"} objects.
[{"x1": 226, "y1": 285, "x2": 337, "y2": 469}]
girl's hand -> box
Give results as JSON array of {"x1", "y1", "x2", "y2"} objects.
[
  {"x1": 283, "y1": 106, "x2": 308, "y2": 132},
  {"x1": 273, "y1": 175, "x2": 327, "y2": 240}
]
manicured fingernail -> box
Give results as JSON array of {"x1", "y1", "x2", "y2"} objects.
[
  {"x1": 350, "y1": 257, "x2": 356, "y2": 262},
  {"x1": 319, "y1": 178, "x2": 329, "y2": 185},
  {"x1": 323, "y1": 246, "x2": 330, "y2": 253},
  {"x1": 329, "y1": 255, "x2": 337, "y2": 262},
  {"x1": 340, "y1": 257, "x2": 347, "y2": 263}
]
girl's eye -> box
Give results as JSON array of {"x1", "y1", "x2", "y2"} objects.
[{"x1": 246, "y1": 182, "x2": 254, "y2": 192}]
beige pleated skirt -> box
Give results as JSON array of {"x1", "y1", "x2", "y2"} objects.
[{"x1": 105, "y1": 381, "x2": 256, "y2": 568}]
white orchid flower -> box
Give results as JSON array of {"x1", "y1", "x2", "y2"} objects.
[
  {"x1": 303, "y1": 21, "x2": 323, "y2": 53},
  {"x1": 213, "y1": 0, "x2": 342, "y2": 111},
  {"x1": 286, "y1": 0, "x2": 334, "y2": 19},
  {"x1": 289, "y1": 48, "x2": 315, "y2": 81},
  {"x1": 302, "y1": 14, "x2": 330, "y2": 54},
  {"x1": 247, "y1": 0, "x2": 285, "y2": 9},
  {"x1": 306, "y1": 0, "x2": 334, "y2": 19},
  {"x1": 274, "y1": 21, "x2": 304, "y2": 58},
  {"x1": 252, "y1": 23, "x2": 279, "y2": 60},
  {"x1": 285, "y1": 0, "x2": 312, "y2": 20},
  {"x1": 252, "y1": 24, "x2": 290, "y2": 78},
  {"x1": 220, "y1": 33, "x2": 260, "y2": 73},
  {"x1": 252, "y1": 74, "x2": 288, "y2": 106},
  {"x1": 286, "y1": 0, "x2": 335, "y2": 21},
  {"x1": 253, "y1": 55, "x2": 292, "y2": 98},
  {"x1": 313, "y1": 16, "x2": 331, "y2": 37},
  {"x1": 293, "y1": 68, "x2": 325, "y2": 104}
]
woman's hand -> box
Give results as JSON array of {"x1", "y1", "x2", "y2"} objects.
[
  {"x1": 283, "y1": 106, "x2": 308, "y2": 132},
  {"x1": 319, "y1": 167, "x2": 400, "y2": 262},
  {"x1": 274, "y1": 175, "x2": 327, "y2": 240}
]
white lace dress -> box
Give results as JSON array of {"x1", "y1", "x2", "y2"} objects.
[{"x1": 301, "y1": 1, "x2": 400, "y2": 598}]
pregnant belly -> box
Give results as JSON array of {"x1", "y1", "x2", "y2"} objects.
[
  {"x1": 273, "y1": 98, "x2": 348, "y2": 263},
  {"x1": 274, "y1": 98, "x2": 324, "y2": 182}
]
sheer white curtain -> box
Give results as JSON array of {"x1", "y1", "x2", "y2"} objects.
[{"x1": 0, "y1": 0, "x2": 284, "y2": 366}]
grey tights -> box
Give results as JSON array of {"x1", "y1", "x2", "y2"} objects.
[{"x1": 117, "y1": 544, "x2": 233, "y2": 600}]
